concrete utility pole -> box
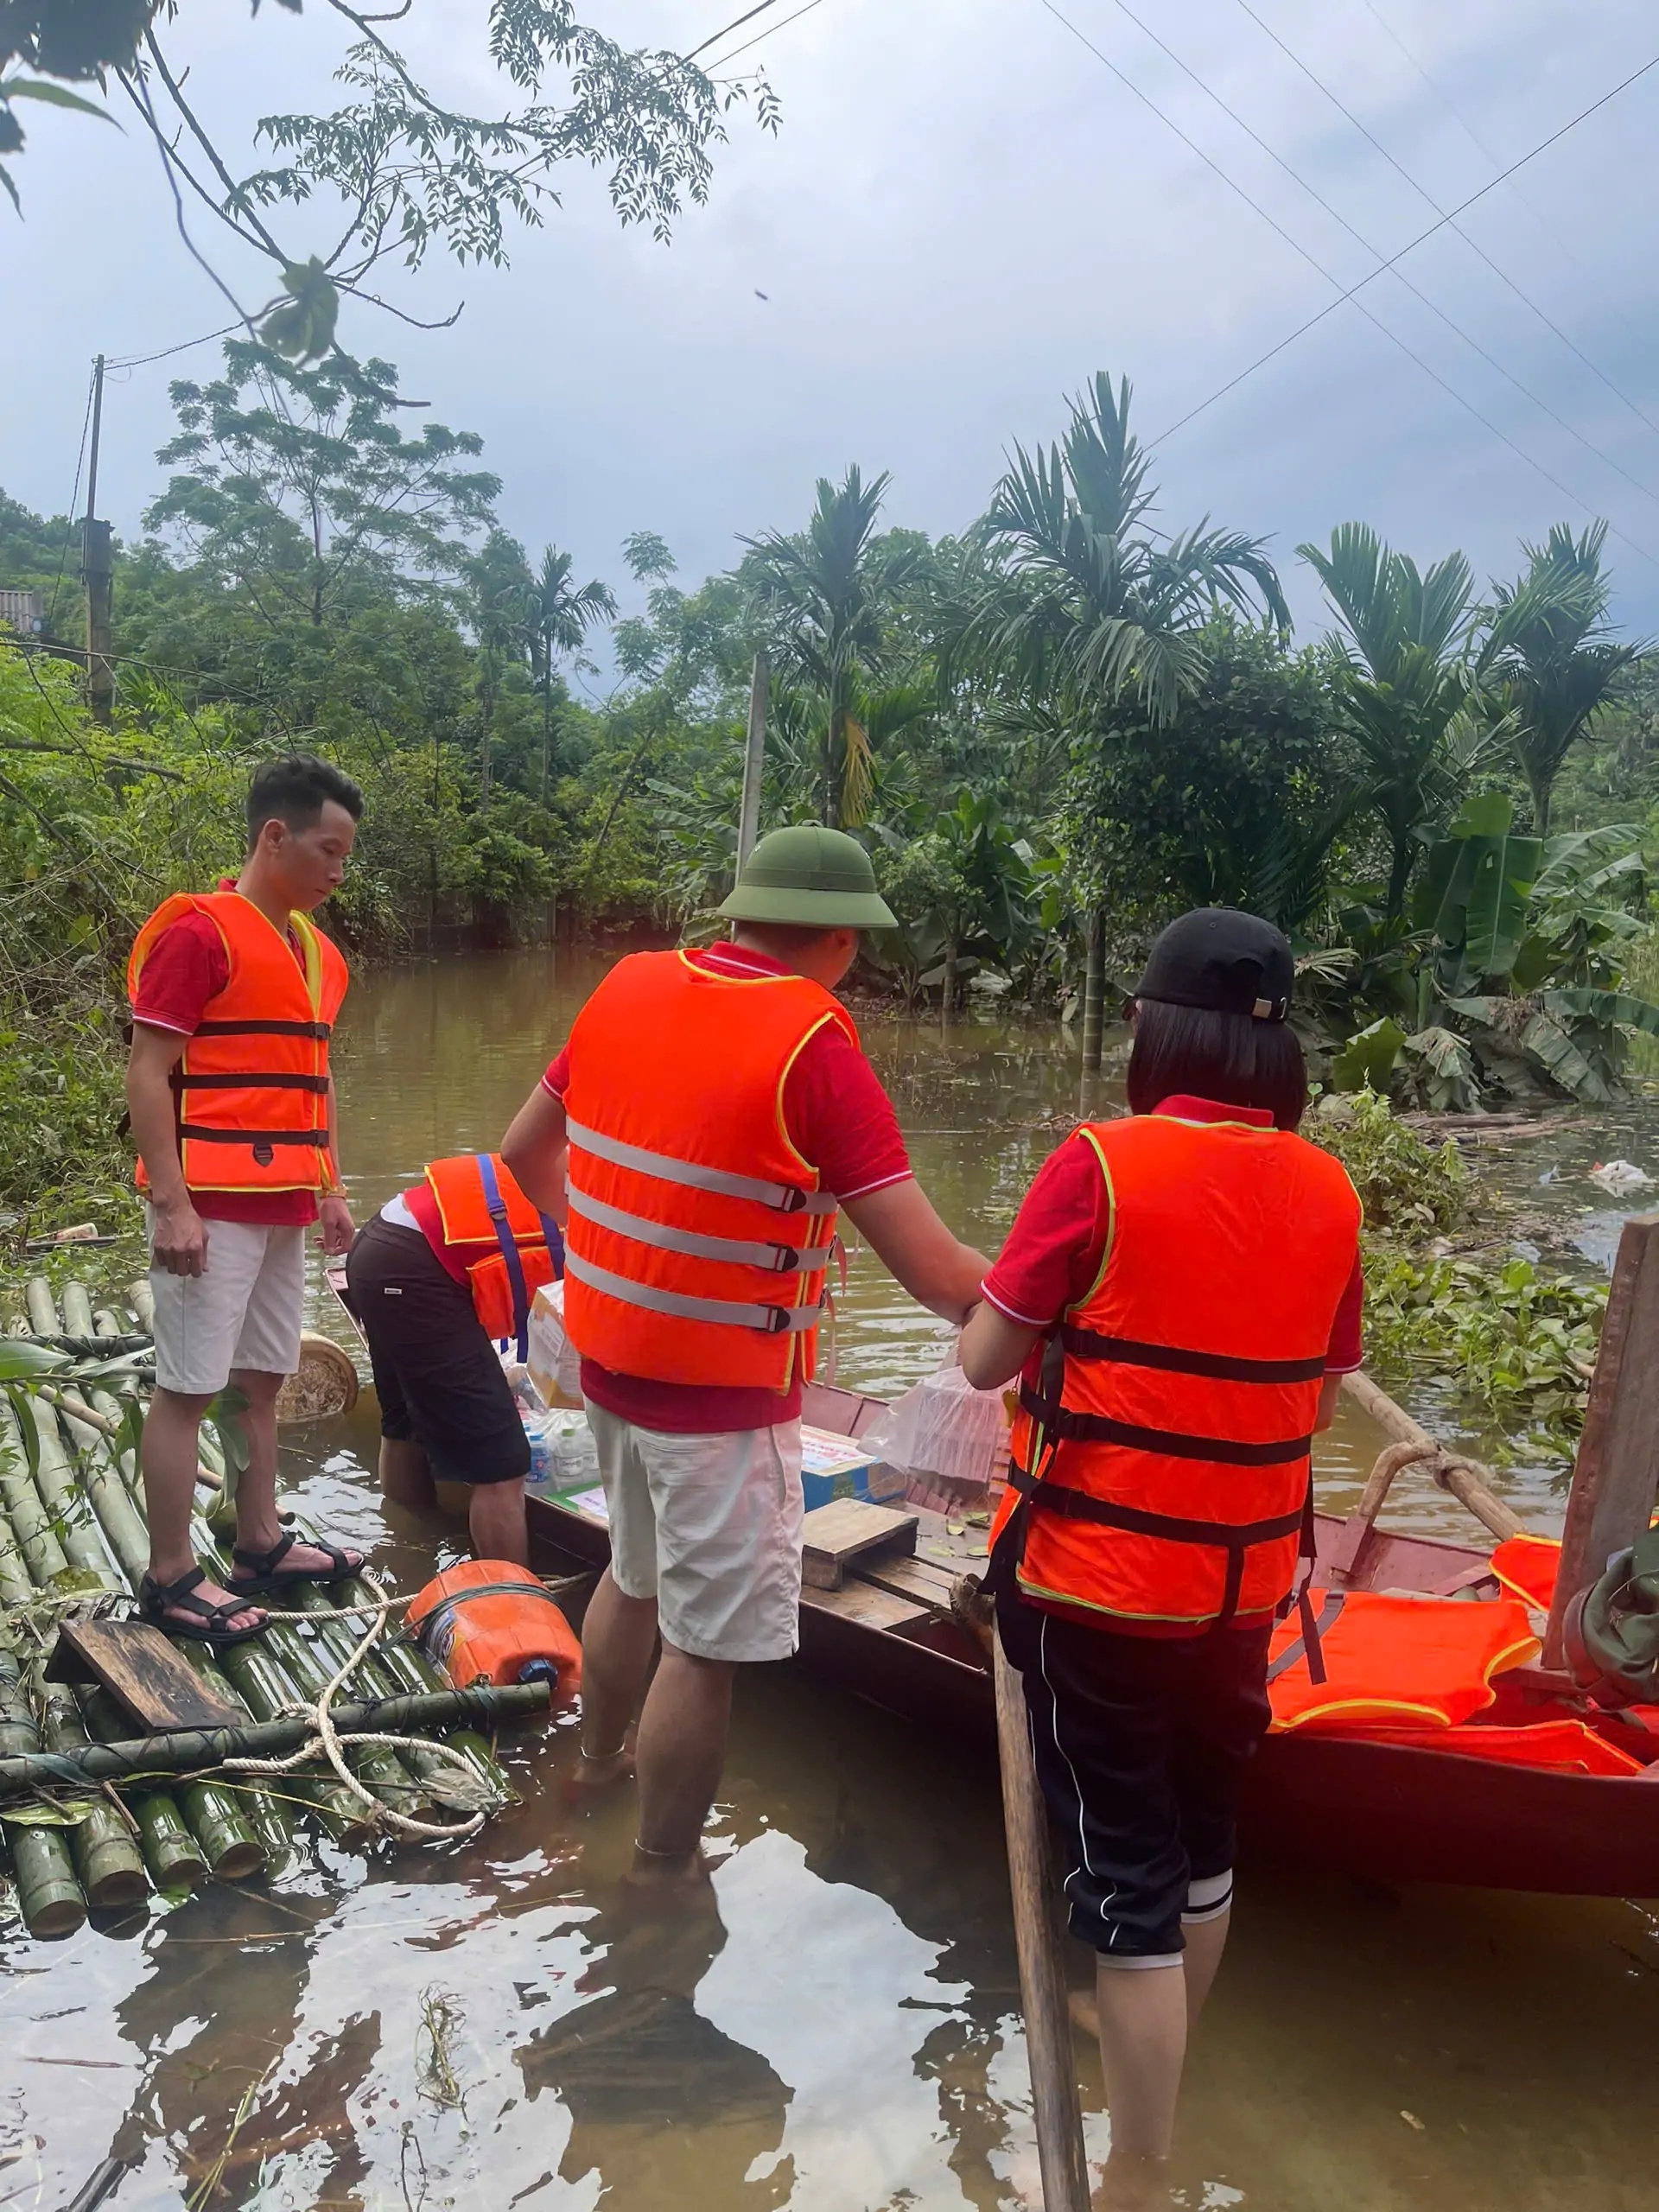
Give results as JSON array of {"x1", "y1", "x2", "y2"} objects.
[
  {"x1": 81, "y1": 354, "x2": 115, "y2": 727},
  {"x1": 736, "y1": 649, "x2": 768, "y2": 874}
]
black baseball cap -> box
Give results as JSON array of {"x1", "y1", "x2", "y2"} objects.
[{"x1": 1135, "y1": 907, "x2": 1294, "y2": 1022}]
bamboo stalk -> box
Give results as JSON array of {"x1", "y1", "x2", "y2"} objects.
[
  {"x1": 0, "y1": 1400, "x2": 71, "y2": 1586},
  {"x1": 60, "y1": 1402, "x2": 151, "y2": 1592},
  {"x1": 60, "y1": 1281, "x2": 95, "y2": 1338},
  {"x1": 328, "y1": 1575, "x2": 510, "y2": 1799},
  {"x1": 192, "y1": 1637, "x2": 374, "y2": 1850},
  {"x1": 36, "y1": 1678, "x2": 149, "y2": 1910},
  {"x1": 175, "y1": 1649, "x2": 283, "y2": 1877},
  {"x1": 0, "y1": 1489, "x2": 35, "y2": 1608},
  {"x1": 92, "y1": 1308, "x2": 123, "y2": 1339},
  {"x1": 27, "y1": 1396, "x2": 119, "y2": 1586},
  {"x1": 0, "y1": 1655, "x2": 86, "y2": 1938},
  {"x1": 0, "y1": 1683, "x2": 550, "y2": 1795},
  {"x1": 79, "y1": 1687, "x2": 207, "y2": 1894},
  {"x1": 24, "y1": 1278, "x2": 61, "y2": 1337},
  {"x1": 128, "y1": 1279, "x2": 156, "y2": 1334}
]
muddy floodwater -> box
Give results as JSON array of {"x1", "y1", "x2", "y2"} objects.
[{"x1": 4, "y1": 946, "x2": 1658, "y2": 2210}]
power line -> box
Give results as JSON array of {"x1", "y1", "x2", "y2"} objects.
[
  {"x1": 1091, "y1": 0, "x2": 1659, "y2": 520},
  {"x1": 1230, "y1": 0, "x2": 1659, "y2": 448},
  {"x1": 684, "y1": 0, "x2": 791, "y2": 62},
  {"x1": 107, "y1": 323, "x2": 239, "y2": 373},
  {"x1": 45, "y1": 366, "x2": 96, "y2": 634},
  {"x1": 1149, "y1": 39, "x2": 1659, "y2": 452},
  {"x1": 1037, "y1": 0, "x2": 1659, "y2": 567},
  {"x1": 705, "y1": 0, "x2": 828, "y2": 70}
]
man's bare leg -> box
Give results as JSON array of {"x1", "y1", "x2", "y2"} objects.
[
  {"x1": 632, "y1": 1640, "x2": 734, "y2": 1877},
  {"x1": 1181, "y1": 1904, "x2": 1230, "y2": 2024},
  {"x1": 575, "y1": 1567, "x2": 658, "y2": 1787},
  {"x1": 1094, "y1": 1957, "x2": 1186, "y2": 2204},
  {"x1": 378, "y1": 1435, "x2": 435, "y2": 1510},
  {"x1": 468, "y1": 1478, "x2": 529, "y2": 1567},
  {"x1": 228, "y1": 1368, "x2": 361, "y2": 1581},
  {"x1": 141, "y1": 1384, "x2": 263, "y2": 1632}
]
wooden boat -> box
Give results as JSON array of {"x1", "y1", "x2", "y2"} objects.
[{"x1": 324, "y1": 1271, "x2": 1659, "y2": 1897}]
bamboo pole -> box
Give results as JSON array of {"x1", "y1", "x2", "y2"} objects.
[
  {"x1": 181, "y1": 1640, "x2": 368, "y2": 1851},
  {"x1": 24, "y1": 1278, "x2": 60, "y2": 1336},
  {"x1": 79, "y1": 1687, "x2": 207, "y2": 1894},
  {"x1": 60, "y1": 1281, "x2": 95, "y2": 1338},
  {"x1": 0, "y1": 1488, "x2": 35, "y2": 1608},
  {"x1": 1339, "y1": 1371, "x2": 1528, "y2": 1543},
  {"x1": 128, "y1": 1279, "x2": 156, "y2": 1333},
  {"x1": 0, "y1": 1683, "x2": 550, "y2": 1795},
  {"x1": 0, "y1": 1655, "x2": 86, "y2": 1937},
  {"x1": 175, "y1": 1649, "x2": 283, "y2": 1876},
  {"x1": 0, "y1": 1400, "x2": 71, "y2": 1586},
  {"x1": 36, "y1": 1678, "x2": 149, "y2": 1910},
  {"x1": 92, "y1": 1308, "x2": 123, "y2": 1339},
  {"x1": 27, "y1": 1395, "x2": 119, "y2": 1586},
  {"x1": 61, "y1": 1408, "x2": 151, "y2": 1592},
  {"x1": 993, "y1": 1639, "x2": 1091, "y2": 2212}
]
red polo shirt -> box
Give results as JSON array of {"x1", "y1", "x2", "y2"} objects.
[
  {"x1": 543, "y1": 943, "x2": 912, "y2": 1433},
  {"x1": 129, "y1": 880, "x2": 321, "y2": 1226},
  {"x1": 982, "y1": 1096, "x2": 1363, "y2": 1365}
]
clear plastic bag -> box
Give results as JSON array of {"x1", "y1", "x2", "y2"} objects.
[{"x1": 861, "y1": 1358, "x2": 1010, "y2": 1491}]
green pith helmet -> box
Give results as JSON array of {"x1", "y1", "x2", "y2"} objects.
[{"x1": 719, "y1": 824, "x2": 897, "y2": 930}]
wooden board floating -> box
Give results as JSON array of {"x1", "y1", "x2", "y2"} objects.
[
  {"x1": 800, "y1": 1500, "x2": 918, "y2": 1590},
  {"x1": 45, "y1": 1619, "x2": 245, "y2": 1733}
]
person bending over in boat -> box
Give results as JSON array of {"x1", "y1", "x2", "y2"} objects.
[
  {"x1": 345, "y1": 1152, "x2": 564, "y2": 1565},
  {"x1": 501, "y1": 824, "x2": 991, "y2": 1887},
  {"x1": 125, "y1": 756, "x2": 368, "y2": 1647},
  {"x1": 959, "y1": 908, "x2": 1363, "y2": 2206}
]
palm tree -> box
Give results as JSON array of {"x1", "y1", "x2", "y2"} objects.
[
  {"x1": 1478, "y1": 522, "x2": 1641, "y2": 835},
  {"x1": 470, "y1": 531, "x2": 534, "y2": 810},
  {"x1": 1299, "y1": 522, "x2": 1477, "y2": 919},
  {"x1": 967, "y1": 372, "x2": 1290, "y2": 1063},
  {"x1": 742, "y1": 467, "x2": 918, "y2": 827},
  {"x1": 521, "y1": 546, "x2": 618, "y2": 802}
]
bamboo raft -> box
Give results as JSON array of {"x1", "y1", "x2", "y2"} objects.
[{"x1": 0, "y1": 1273, "x2": 554, "y2": 1942}]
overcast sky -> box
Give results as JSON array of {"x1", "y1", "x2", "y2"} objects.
[{"x1": 4, "y1": 0, "x2": 1659, "y2": 654}]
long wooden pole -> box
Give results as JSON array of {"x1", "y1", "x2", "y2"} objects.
[
  {"x1": 1339, "y1": 1371, "x2": 1527, "y2": 1542},
  {"x1": 992, "y1": 1640, "x2": 1091, "y2": 2212},
  {"x1": 1547, "y1": 1211, "x2": 1659, "y2": 1667},
  {"x1": 737, "y1": 649, "x2": 768, "y2": 872}
]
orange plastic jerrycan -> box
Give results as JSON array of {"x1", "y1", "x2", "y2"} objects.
[{"x1": 408, "y1": 1560, "x2": 582, "y2": 1701}]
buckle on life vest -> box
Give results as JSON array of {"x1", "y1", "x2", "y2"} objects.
[{"x1": 766, "y1": 1243, "x2": 803, "y2": 1274}]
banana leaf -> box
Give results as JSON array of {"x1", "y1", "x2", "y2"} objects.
[
  {"x1": 1331, "y1": 1017, "x2": 1407, "y2": 1093},
  {"x1": 1541, "y1": 986, "x2": 1659, "y2": 1036},
  {"x1": 1520, "y1": 1010, "x2": 1616, "y2": 1103}
]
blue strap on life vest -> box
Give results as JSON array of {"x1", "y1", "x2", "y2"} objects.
[
  {"x1": 537, "y1": 1208, "x2": 566, "y2": 1281},
  {"x1": 476, "y1": 1151, "x2": 534, "y2": 1361}
]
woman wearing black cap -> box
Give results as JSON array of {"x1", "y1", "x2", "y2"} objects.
[{"x1": 961, "y1": 908, "x2": 1363, "y2": 2202}]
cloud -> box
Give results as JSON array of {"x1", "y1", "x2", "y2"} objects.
[{"x1": 3, "y1": 0, "x2": 1657, "y2": 638}]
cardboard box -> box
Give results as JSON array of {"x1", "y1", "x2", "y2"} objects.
[
  {"x1": 526, "y1": 1280, "x2": 584, "y2": 1409},
  {"x1": 800, "y1": 1423, "x2": 905, "y2": 1513}
]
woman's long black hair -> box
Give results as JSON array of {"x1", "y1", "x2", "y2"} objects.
[{"x1": 1125, "y1": 999, "x2": 1309, "y2": 1131}]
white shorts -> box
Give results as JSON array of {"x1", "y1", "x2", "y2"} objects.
[
  {"x1": 149, "y1": 1213, "x2": 307, "y2": 1397},
  {"x1": 584, "y1": 1402, "x2": 804, "y2": 1664}
]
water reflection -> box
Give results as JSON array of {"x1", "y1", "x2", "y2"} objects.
[{"x1": 3, "y1": 948, "x2": 1656, "y2": 2208}]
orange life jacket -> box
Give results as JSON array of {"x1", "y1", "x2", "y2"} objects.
[
  {"x1": 1267, "y1": 1590, "x2": 1539, "y2": 1730},
  {"x1": 1324, "y1": 1716, "x2": 1645, "y2": 1777},
  {"x1": 128, "y1": 890, "x2": 349, "y2": 1196},
  {"x1": 990, "y1": 1112, "x2": 1361, "y2": 1631},
  {"x1": 561, "y1": 950, "x2": 853, "y2": 1390},
  {"x1": 408, "y1": 1559, "x2": 582, "y2": 1698},
  {"x1": 1490, "y1": 1532, "x2": 1561, "y2": 1612},
  {"x1": 423, "y1": 1152, "x2": 564, "y2": 1357}
]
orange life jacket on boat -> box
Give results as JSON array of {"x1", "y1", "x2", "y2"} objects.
[
  {"x1": 423, "y1": 1153, "x2": 564, "y2": 1357},
  {"x1": 128, "y1": 890, "x2": 349, "y2": 1196},
  {"x1": 1267, "y1": 1590, "x2": 1539, "y2": 1730},
  {"x1": 560, "y1": 950, "x2": 853, "y2": 1391},
  {"x1": 1490, "y1": 1533, "x2": 1561, "y2": 1612},
  {"x1": 408, "y1": 1559, "x2": 582, "y2": 1698},
  {"x1": 989, "y1": 1113, "x2": 1361, "y2": 1630},
  {"x1": 1332, "y1": 1716, "x2": 1645, "y2": 1777}
]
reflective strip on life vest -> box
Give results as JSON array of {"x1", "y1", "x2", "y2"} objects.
[
  {"x1": 563, "y1": 1249, "x2": 822, "y2": 1333},
  {"x1": 565, "y1": 1184, "x2": 806, "y2": 1273},
  {"x1": 565, "y1": 1116, "x2": 839, "y2": 1215}
]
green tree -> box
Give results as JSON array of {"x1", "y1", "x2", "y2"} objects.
[
  {"x1": 1478, "y1": 522, "x2": 1643, "y2": 835},
  {"x1": 1299, "y1": 522, "x2": 1477, "y2": 920},
  {"x1": 743, "y1": 468, "x2": 919, "y2": 828},
  {"x1": 522, "y1": 547, "x2": 617, "y2": 801}
]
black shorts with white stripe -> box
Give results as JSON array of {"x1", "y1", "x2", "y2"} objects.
[{"x1": 995, "y1": 1590, "x2": 1271, "y2": 1962}]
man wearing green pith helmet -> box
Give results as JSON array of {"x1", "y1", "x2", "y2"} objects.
[{"x1": 502, "y1": 825, "x2": 990, "y2": 1885}]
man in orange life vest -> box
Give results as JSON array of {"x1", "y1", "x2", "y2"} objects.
[
  {"x1": 961, "y1": 909, "x2": 1363, "y2": 2202},
  {"x1": 502, "y1": 825, "x2": 991, "y2": 1882},
  {"x1": 125, "y1": 756, "x2": 368, "y2": 1646},
  {"x1": 345, "y1": 1152, "x2": 565, "y2": 1564}
]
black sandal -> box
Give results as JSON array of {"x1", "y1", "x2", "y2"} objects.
[
  {"x1": 139, "y1": 1567, "x2": 268, "y2": 1649},
  {"x1": 230, "y1": 1530, "x2": 365, "y2": 1595}
]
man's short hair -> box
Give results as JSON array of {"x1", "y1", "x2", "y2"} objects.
[{"x1": 245, "y1": 755, "x2": 365, "y2": 848}]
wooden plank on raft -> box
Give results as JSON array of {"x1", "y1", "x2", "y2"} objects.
[
  {"x1": 1546, "y1": 1210, "x2": 1659, "y2": 1668},
  {"x1": 799, "y1": 1578, "x2": 932, "y2": 1631},
  {"x1": 45, "y1": 1620, "x2": 244, "y2": 1733},
  {"x1": 800, "y1": 1500, "x2": 919, "y2": 1590},
  {"x1": 852, "y1": 1553, "x2": 960, "y2": 1611}
]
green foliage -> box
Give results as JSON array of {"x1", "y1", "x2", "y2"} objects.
[
  {"x1": 1363, "y1": 1245, "x2": 1605, "y2": 1464},
  {"x1": 1306, "y1": 1090, "x2": 1466, "y2": 1235}
]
